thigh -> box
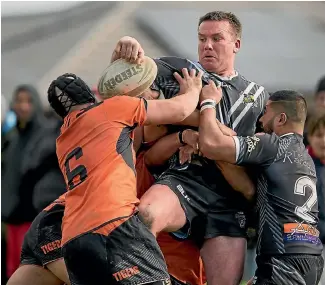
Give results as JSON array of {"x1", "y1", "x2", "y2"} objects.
[
  {"x1": 46, "y1": 258, "x2": 70, "y2": 285},
  {"x1": 7, "y1": 265, "x2": 63, "y2": 285},
  {"x1": 201, "y1": 236, "x2": 246, "y2": 285},
  {"x1": 139, "y1": 182, "x2": 187, "y2": 235},
  {"x1": 153, "y1": 168, "x2": 213, "y2": 240}
]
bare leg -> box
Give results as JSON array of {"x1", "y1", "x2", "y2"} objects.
[
  {"x1": 7, "y1": 265, "x2": 63, "y2": 285},
  {"x1": 46, "y1": 258, "x2": 70, "y2": 285},
  {"x1": 200, "y1": 236, "x2": 246, "y2": 285},
  {"x1": 138, "y1": 184, "x2": 187, "y2": 237}
]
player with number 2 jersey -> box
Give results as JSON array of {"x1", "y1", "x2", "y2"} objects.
[{"x1": 198, "y1": 89, "x2": 324, "y2": 285}]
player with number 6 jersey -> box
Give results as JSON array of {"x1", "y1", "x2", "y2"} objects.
[
  {"x1": 198, "y1": 89, "x2": 324, "y2": 285},
  {"x1": 47, "y1": 70, "x2": 202, "y2": 285}
]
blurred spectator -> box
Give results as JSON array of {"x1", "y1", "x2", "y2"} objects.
[
  {"x1": 306, "y1": 112, "x2": 325, "y2": 284},
  {"x1": 314, "y1": 76, "x2": 325, "y2": 113},
  {"x1": 1, "y1": 84, "x2": 66, "y2": 278},
  {"x1": 1, "y1": 95, "x2": 17, "y2": 159},
  {"x1": 304, "y1": 76, "x2": 325, "y2": 146},
  {"x1": 307, "y1": 112, "x2": 325, "y2": 242}
]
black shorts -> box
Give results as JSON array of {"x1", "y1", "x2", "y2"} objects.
[
  {"x1": 155, "y1": 163, "x2": 249, "y2": 246},
  {"x1": 253, "y1": 254, "x2": 324, "y2": 285},
  {"x1": 62, "y1": 213, "x2": 170, "y2": 285},
  {"x1": 20, "y1": 204, "x2": 64, "y2": 267}
]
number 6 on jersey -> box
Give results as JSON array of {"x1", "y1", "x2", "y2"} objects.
[{"x1": 64, "y1": 147, "x2": 88, "y2": 190}]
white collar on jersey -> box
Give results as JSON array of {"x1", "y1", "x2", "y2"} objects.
[
  {"x1": 211, "y1": 71, "x2": 238, "y2": 81},
  {"x1": 280, "y1": 133, "x2": 294, "y2": 138},
  {"x1": 193, "y1": 61, "x2": 238, "y2": 81}
]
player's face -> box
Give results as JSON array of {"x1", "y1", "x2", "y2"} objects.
[
  {"x1": 13, "y1": 91, "x2": 34, "y2": 123},
  {"x1": 259, "y1": 102, "x2": 276, "y2": 134},
  {"x1": 198, "y1": 20, "x2": 240, "y2": 74},
  {"x1": 308, "y1": 125, "x2": 325, "y2": 160}
]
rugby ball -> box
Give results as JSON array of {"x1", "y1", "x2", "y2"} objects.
[{"x1": 97, "y1": 56, "x2": 158, "y2": 99}]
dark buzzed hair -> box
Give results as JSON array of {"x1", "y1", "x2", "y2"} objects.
[
  {"x1": 198, "y1": 11, "x2": 242, "y2": 39},
  {"x1": 269, "y1": 90, "x2": 307, "y2": 124}
]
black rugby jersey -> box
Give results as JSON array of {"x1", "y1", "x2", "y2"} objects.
[
  {"x1": 234, "y1": 132, "x2": 323, "y2": 255},
  {"x1": 152, "y1": 56, "x2": 269, "y2": 136}
]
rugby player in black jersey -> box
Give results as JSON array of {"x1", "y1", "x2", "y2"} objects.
[
  {"x1": 111, "y1": 11, "x2": 269, "y2": 285},
  {"x1": 198, "y1": 84, "x2": 324, "y2": 285}
]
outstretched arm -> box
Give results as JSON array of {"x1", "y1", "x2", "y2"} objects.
[
  {"x1": 198, "y1": 81, "x2": 278, "y2": 167},
  {"x1": 144, "y1": 69, "x2": 203, "y2": 125}
]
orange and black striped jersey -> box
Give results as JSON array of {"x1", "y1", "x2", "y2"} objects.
[{"x1": 56, "y1": 96, "x2": 147, "y2": 245}]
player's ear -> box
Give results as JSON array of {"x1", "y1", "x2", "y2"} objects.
[
  {"x1": 233, "y1": 38, "x2": 241, "y2": 53},
  {"x1": 278, "y1": 112, "x2": 287, "y2": 126}
]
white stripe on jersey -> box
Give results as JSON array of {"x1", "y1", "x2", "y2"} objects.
[
  {"x1": 232, "y1": 86, "x2": 265, "y2": 129},
  {"x1": 228, "y1": 81, "x2": 256, "y2": 117}
]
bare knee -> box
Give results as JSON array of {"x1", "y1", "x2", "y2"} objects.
[
  {"x1": 201, "y1": 236, "x2": 246, "y2": 285},
  {"x1": 139, "y1": 184, "x2": 186, "y2": 236}
]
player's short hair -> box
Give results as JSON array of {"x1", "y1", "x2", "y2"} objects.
[
  {"x1": 269, "y1": 90, "x2": 308, "y2": 124},
  {"x1": 307, "y1": 112, "x2": 325, "y2": 136},
  {"x1": 198, "y1": 11, "x2": 242, "y2": 39}
]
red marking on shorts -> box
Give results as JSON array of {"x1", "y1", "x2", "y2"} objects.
[
  {"x1": 112, "y1": 266, "x2": 140, "y2": 281},
  {"x1": 40, "y1": 240, "x2": 61, "y2": 254}
]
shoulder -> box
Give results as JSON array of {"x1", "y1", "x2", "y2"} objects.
[
  {"x1": 237, "y1": 73, "x2": 269, "y2": 94},
  {"x1": 241, "y1": 132, "x2": 279, "y2": 152}
]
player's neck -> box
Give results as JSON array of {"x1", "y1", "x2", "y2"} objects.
[
  {"x1": 275, "y1": 126, "x2": 304, "y2": 137},
  {"x1": 217, "y1": 69, "x2": 236, "y2": 78},
  {"x1": 70, "y1": 103, "x2": 92, "y2": 112},
  {"x1": 202, "y1": 61, "x2": 236, "y2": 78}
]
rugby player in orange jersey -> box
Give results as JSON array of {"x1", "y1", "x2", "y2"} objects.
[
  {"x1": 6, "y1": 128, "x2": 203, "y2": 285},
  {"x1": 7, "y1": 194, "x2": 70, "y2": 285},
  {"x1": 47, "y1": 70, "x2": 203, "y2": 285}
]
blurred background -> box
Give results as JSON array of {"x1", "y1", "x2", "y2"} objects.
[{"x1": 1, "y1": 1, "x2": 325, "y2": 284}]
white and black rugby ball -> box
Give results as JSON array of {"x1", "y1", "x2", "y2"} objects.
[{"x1": 97, "y1": 56, "x2": 158, "y2": 99}]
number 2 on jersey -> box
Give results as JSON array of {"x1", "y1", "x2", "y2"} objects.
[
  {"x1": 294, "y1": 176, "x2": 317, "y2": 224},
  {"x1": 65, "y1": 147, "x2": 88, "y2": 190}
]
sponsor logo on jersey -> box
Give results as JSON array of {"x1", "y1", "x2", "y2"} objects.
[
  {"x1": 112, "y1": 266, "x2": 140, "y2": 281},
  {"x1": 245, "y1": 136, "x2": 260, "y2": 153},
  {"x1": 283, "y1": 223, "x2": 321, "y2": 245},
  {"x1": 40, "y1": 239, "x2": 61, "y2": 254},
  {"x1": 176, "y1": 184, "x2": 190, "y2": 202},
  {"x1": 240, "y1": 91, "x2": 260, "y2": 108}
]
